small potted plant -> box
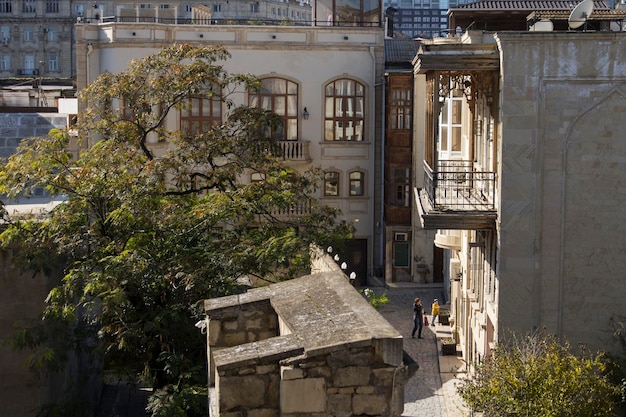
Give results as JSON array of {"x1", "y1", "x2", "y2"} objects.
[{"x1": 441, "y1": 337, "x2": 456, "y2": 356}]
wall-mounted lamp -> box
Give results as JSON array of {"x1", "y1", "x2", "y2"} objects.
[
  {"x1": 302, "y1": 107, "x2": 309, "y2": 120},
  {"x1": 349, "y1": 272, "x2": 356, "y2": 281},
  {"x1": 453, "y1": 271, "x2": 463, "y2": 282},
  {"x1": 340, "y1": 262, "x2": 347, "y2": 270}
]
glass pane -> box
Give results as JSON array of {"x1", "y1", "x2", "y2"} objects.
[
  {"x1": 335, "y1": 121, "x2": 344, "y2": 140},
  {"x1": 324, "y1": 120, "x2": 334, "y2": 141},
  {"x1": 273, "y1": 120, "x2": 285, "y2": 140},
  {"x1": 441, "y1": 100, "x2": 449, "y2": 121},
  {"x1": 344, "y1": 98, "x2": 353, "y2": 117},
  {"x1": 286, "y1": 119, "x2": 297, "y2": 140},
  {"x1": 287, "y1": 80, "x2": 297, "y2": 95},
  {"x1": 339, "y1": 80, "x2": 353, "y2": 95},
  {"x1": 452, "y1": 100, "x2": 462, "y2": 124},
  {"x1": 355, "y1": 97, "x2": 363, "y2": 117},
  {"x1": 286, "y1": 95, "x2": 297, "y2": 117},
  {"x1": 212, "y1": 103, "x2": 221, "y2": 118},
  {"x1": 191, "y1": 98, "x2": 200, "y2": 116},
  {"x1": 274, "y1": 97, "x2": 285, "y2": 115},
  {"x1": 353, "y1": 120, "x2": 363, "y2": 141},
  {"x1": 363, "y1": 0, "x2": 381, "y2": 25},
  {"x1": 335, "y1": 98, "x2": 343, "y2": 117},
  {"x1": 336, "y1": 0, "x2": 360, "y2": 25},
  {"x1": 403, "y1": 108, "x2": 411, "y2": 129},
  {"x1": 441, "y1": 127, "x2": 449, "y2": 151},
  {"x1": 261, "y1": 96, "x2": 272, "y2": 111},
  {"x1": 325, "y1": 97, "x2": 334, "y2": 118},
  {"x1": 249, "y1": 96, "x2": 258, "y2": 107},
  {"x1": 452, "y1": 127, "x2": 461, "y2": 151},
  {"x1": 316, "y1": 0, "x2": 334, "y2": 26}
]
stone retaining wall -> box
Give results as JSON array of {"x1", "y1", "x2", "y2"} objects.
[{"x1": 204, "y1": 272, "x2": 408, "y2": 417}]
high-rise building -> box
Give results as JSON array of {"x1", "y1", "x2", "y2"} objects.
[{"x1": 384, "y1": 0, "x2": 473, "y2": 39}]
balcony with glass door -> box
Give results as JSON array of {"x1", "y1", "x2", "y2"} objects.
[{"x1": 414, "y1": 41, "x2": 500, "y2": 230}]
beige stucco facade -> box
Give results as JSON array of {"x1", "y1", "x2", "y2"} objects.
[{"x1": 74, "y1": 22, "x2": 385, "y2": 284}]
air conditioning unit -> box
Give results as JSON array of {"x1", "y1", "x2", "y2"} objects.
[{"x1": 394, "y1": 232, "x2": 408, "y2": 241}]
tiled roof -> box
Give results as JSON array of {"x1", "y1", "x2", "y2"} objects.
[
  {"x1": 385, "y1": 39, "x2": 421, "y2": 64},
  {"x1": 452, "y1": 0, "x2": 610, "y2": 11}
]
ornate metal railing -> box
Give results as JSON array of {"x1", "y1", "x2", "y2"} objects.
[{"x1": 423, "y1": 160, "x2": 495, "y2": 211}]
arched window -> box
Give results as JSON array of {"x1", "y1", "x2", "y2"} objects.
[
  {"x1": 324, "y1": 79, "x2": 365, "y2": 141},
  {"x1": 180, "y1": 92, "x2": 222, "y2": 135},
  {"x1": 349, "y1": 171, "x2": 364, "y2": 196},
  {"x1": 249, "y1": 77, "x2": 299, "y2": 141},
  {"x1": 324, "y1": 171, "x2": 340, "y2": 196}
]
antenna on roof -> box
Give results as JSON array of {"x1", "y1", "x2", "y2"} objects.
[{"x1": 568, "y1": 0, "x2": 594, "y2": 30}]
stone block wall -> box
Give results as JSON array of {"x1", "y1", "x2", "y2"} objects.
[{"x1": 204, "y1": 272, "x2": 408, "y2": 417}]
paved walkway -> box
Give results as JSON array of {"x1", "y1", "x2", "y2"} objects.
[{"x1": 374, "y1": 285, "x2": 471, "y2": 417}]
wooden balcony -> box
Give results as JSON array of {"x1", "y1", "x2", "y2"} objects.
[{"x1": 416, "y1": 160, "x2": 497, "y2": 230}]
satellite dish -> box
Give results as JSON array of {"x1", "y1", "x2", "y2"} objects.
[
  {"x1": 568, "y1": 0, "x2": 594, "y2": 30},
  {"x1": 529, "y1": 19, "x2": 554, "y2": 31}
]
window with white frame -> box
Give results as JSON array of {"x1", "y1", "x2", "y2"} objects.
[
  {"x1": 0, "y1": 54, "x2": 10, "y2": 71},
  {"x1": 22, "y1": 0, "x2": 35, "y2": 13},
  {"x1": 48, "y1": 54, "x2": 58, "y2": 71},
  {"x1": 24, "y1": 54, "x2": 35, "y2": 74},
  {"x1": 45, "y1": 0, "x2": 58, "y2": 13},
  {"x1": 0, "y1": 25, "x2": 9, "y2": 42},
  {"x1": 438, "y1": 87, "x2": 463, "y2": 160},
  {"x1": 0, "y1": 0, "x2": 12, "y2": 13},
  {"x1": 213, "y1": 4, "x2": 221, "y2": 12},
  {"x1": 75, "y1": 3, "x2": 84, "y2": 15},
  {"x1": 46, "y1": 25, "x2": 57, "y2": 42},
  {"x1": 250, "y1": 2, "x2": 259, "y2": 12},
  {"x1": 23, "y1": 25, "x2": 33, "y2": 41},
  {"x1": 324, "y1": 79, "x2": 365, "y2": 141},
  {"x1": 248, "y1": 77, "x2": 298, "y2": 141}
]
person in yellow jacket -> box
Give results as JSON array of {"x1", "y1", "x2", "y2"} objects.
[{"x1": 431, "y1": 298, "x2": 440, "y2": 326}]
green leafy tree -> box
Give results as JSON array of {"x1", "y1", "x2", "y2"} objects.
[
  {"x1": 0, "y1": 45, "x2": 351, "y2": 416},
  {"x1": 457, "y1": 331, "x2": 620, "y2": 417}
]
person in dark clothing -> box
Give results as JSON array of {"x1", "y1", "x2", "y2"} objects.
[{"x1": 411, "y1": 297, "x2": 424, "y2": 338}]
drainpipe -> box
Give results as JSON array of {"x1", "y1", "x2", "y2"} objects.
[{"x1": 370, "y1": 45, "x2": 386, "y2": 283}]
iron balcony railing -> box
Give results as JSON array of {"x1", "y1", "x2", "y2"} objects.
[{"x1": 423, "y1": 160, "x2": 496, "y2": 211}]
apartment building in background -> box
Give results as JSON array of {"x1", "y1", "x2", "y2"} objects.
[{"x1": 74, "y1": 1, "x2": 385, "y2": 286}]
